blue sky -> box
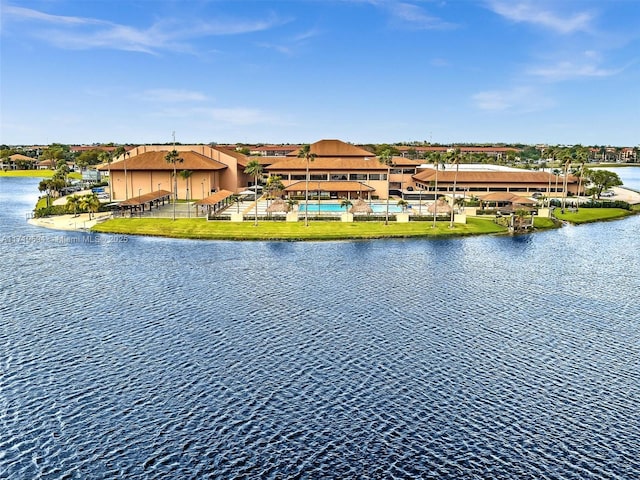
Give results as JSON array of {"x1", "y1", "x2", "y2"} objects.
[{"x1": 1, "y1": 0, "x2": 638, "y2": 146}]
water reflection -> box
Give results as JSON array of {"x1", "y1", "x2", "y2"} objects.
[{"x1": 1, "y1": 176, "x2": 639, "y2": 479}]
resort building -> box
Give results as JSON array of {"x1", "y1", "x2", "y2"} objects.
[
  {"x1": 265, "y1": 139, "x2": 420, "y2": 200},
  {"x1": 98, "y1": 145, "x2": 252, "y2": 201},
  {"x1": 412, "y1": 168, "x2": 582, "y2": 199}
]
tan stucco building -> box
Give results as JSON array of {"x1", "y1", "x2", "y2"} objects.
[{"x1": 99, "y1": 145, "x2": 252, "y2": 201}]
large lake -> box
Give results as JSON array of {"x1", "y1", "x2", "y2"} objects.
[{"x1": 1, "y1": 171, "x2": 639, "y2": 479}]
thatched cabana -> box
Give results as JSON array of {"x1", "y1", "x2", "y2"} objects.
[
  {"x1": 266, "y1": 198, "x2": 290, "y2": 213},
  {"x1": 349, "y1": 198, "x2": 373, "y2": 214},
  {"x1": 427, "y1": 198, "x2": 452, "y2": 215}
]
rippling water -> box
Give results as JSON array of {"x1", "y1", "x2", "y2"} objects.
[{"x1": 1, "y1": 176, "x2": 639, "y2": 479}]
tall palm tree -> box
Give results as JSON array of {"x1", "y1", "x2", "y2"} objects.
[
  {"x1": 298, "y1": 144, "x2": 317, "y2": 227},
  {"x1": 430, "y1": 152, "x2": 445, "y2": 228},
  {"x1": 560, "y1": 154, "x2": 572, "y2": 213},
  {"x1": 340, "y1": 198, "x2": 353, "y2": 213},
  {"x1": 378, "y1": 149, "x2": 394, "y2": 225},
  {"x1": 98, "y1": 151, "x2": 113, "y2": 201},
  {"x1": 179, "y1": 170, "x2": 193, "y2": 217},
  {"x1": 448, "y1": 148, "x2": 461, "y2": 228},
  {"x1": 244, "y1": 159, "x2": 263, "y2": 226},
  {"x1": 114, "y1": 146, "x2": 130, "y2": 200},
  {"x1": 574, "y1": 149, "x2": 588, "y2": 211},
  {"x1": 165, "y1": 150, "x2": 183, "y2": 220}
]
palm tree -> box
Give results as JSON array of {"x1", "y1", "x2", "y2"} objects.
[
  {"x1": 244, "y1": 159, "x2": 263, "y2": 226},
  {"x1": 560, "y1": 154, "x2": 572, "y2": 213},
  {"x1": 66, "y1": 194, "x2": 80, "y2": 217},
  {"x1": 378, "y1": 149, "x2": 394, "y2": 225},
  {"x1": 165, "y1": 150, "x2": 183, "y2": 220},
  {"x1": 79, "y1": 193, "x2": 100, "y2": 220},
  {"x1": 430, "y1": 152, "x2": 445, "y2": 228},
  {"x1": 397, "y1": 199, "x2": 408, "y2": 212},
  {"x1": 341, "y1": 198, "x2": 353, "y2": 212},
  {"x1": 179, "y1": 170, "x2": 193, "y2": 218},
  {"x1": 98, "y1": 151, "x2": 113, "y2": 201},
  {"x1": 286, "y1": 198, "x2": 299, "y2": 212},
  {"x1": 298, "y1": 144, "x2": 317, "y2": 227},
  {"x1": 114, "y1": 146, "x2": 131, "y2": 200},
  {"x1": 574, "y1": 149, "x2": 588, "y2": 211},
  {"x1": 448, "y1": 148, "x2": 461, "y2": 228}
]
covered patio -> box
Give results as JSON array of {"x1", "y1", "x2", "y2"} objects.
[
  {"x1": 117, "y1": 190, "x2": 172, "y2": 216},
  {"x1": 283, "y1": 181, "x2": 374, "y2": 200},
  {"x1": 194, "y1": 190, "x2": 235, "y2": 217}
]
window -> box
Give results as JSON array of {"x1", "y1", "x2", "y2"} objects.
[
  {"x1": 330, "y1": 174, "x2": 348, "y2": 181},
  {"x1": 291, "y1": 174, "x2": 306, "y2": 180},
  {"x1": 350, "y1": 173, "x2": 367, "y2": 181},
  {"x1": 369, "y1": 174, "x2": 386, "y2": 181},
  {"x1": 310, "y1": 174, "x2": 327, "y2": 181}
]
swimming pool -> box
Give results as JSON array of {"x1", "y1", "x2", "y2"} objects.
[{"x1": 299, "y1": 202, "x2": 406, "y2": 214}]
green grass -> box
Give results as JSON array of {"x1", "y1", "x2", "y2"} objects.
[
  {"x1": 0, "y1": 170, "x2": 82, "y2": 179},
  {"x1": 533, "y1": 217, "x2": 558, "y2": 229},
  {"x1": 92, "y1": 217, "x2": 507, "y2": 241},
  {"x1": 554, "y1": 208, "x2": 632, "y2": 224}
]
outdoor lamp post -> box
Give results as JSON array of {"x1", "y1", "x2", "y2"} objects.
[
  {"x1": 201, "y1": 180, "x2": 205, "y2": 199},
  {"x1": 158, "y1": 183, "x2": 161, "y2": 191}
]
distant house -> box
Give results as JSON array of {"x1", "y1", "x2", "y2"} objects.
[{"x1": 1, "y1": 154, "x2": 36, "y2": 170}]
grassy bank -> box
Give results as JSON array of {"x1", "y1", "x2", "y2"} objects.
[
  {"x1": 0, "y1": 170, "x2": 82, "y2": 179},
  {"x1": 92, "y1": 217, "x2": 508, "y2": 241},
  {"x1": 554, "y1": 208, "x2": 633, "y2": 224}
]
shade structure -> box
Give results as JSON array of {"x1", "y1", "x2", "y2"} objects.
[
  {"x1": 427, "y1": 198, "x2": 452, "y2": 214},
  {"x1": 349, "y1": 198, "x2": 373, "y2": 214},
  {"x1": 266, "y1": 198, "x2": 289, "y2": 213}
]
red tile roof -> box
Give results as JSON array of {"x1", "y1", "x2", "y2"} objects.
[
  {"x1": 268, "y1": 157, "x2": 387, "y2": 171},
  {"x1": 287, "y1": 139, "x2": 375, "y2": 157},
  {"x1": 100, "y1": 150, "x2": 228, "y2": 171},
  {"x1": 194, "y1": 190, "x2": 235, "y2": 205},
  {"x1": 414, "y1": 169, "x2": 577, "y2": 184},
  {"x1": 284, "y1": 181, "x2": 374, "y2": 192}
]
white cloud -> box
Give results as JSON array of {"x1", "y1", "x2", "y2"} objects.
[
  {"x1": 139, "y1": 89, "x2": 209, "y2": 103},
  {"x1": 486, "y1": 1, "x2": 594, "y2": 34},
  {"x1": 472, "y1": 86, "x2": 553, "y2": 112},
  {"x1": 527, "y1": 61, "x2": 622, "y2": 81},
  {"x1": 258, "y1": 28, "x2": 322, "y2": 55},
  {"x1": 388, "y1": 2, "x2": 457, "y2": 30},
  {"x1": 2, "y1": 6, "x2": 286, "y2": 54}
]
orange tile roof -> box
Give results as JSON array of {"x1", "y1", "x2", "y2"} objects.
[
  {"x1": 480, "y1": 192, "x2": 537, "y2": 203},
  {"x1": 194, "y1": 190, "x2": 235, "y2": 205},
  {"x1": 268, "y1": 157, "x2": 386, "y2": 171},
  {"x1": 100, "y1": 150, "x2": 228, "y2": 171},
  {"x1": 119, "y1": 190, "x2": 172, "y2": 206},
  {"x1": 414, "y1": 169, "x2": 577, "y2": 184},
  {"x1": 287, "y1": 139, "x2": 375, "y2": 157},
  {"x1": 284, "y1": 181, "x2": 374, "y2": 192}
]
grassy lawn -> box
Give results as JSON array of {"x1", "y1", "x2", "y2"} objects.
[
  {"x1": 554, "y1": 208, "x2": 632, "y2": 224},
  {"x1": 92, "y1": 217, "x2": 507, "y2": 241},
  {"x1": 533, "y1": 217, "x2": 558, "y2": 229},
  {"x1": 0, "y1": 170, "x2": 82, "y2": 179}
]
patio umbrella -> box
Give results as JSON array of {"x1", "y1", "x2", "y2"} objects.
[{"x1": 349, "y1": 198, "x2": 373, "y2": 214}]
